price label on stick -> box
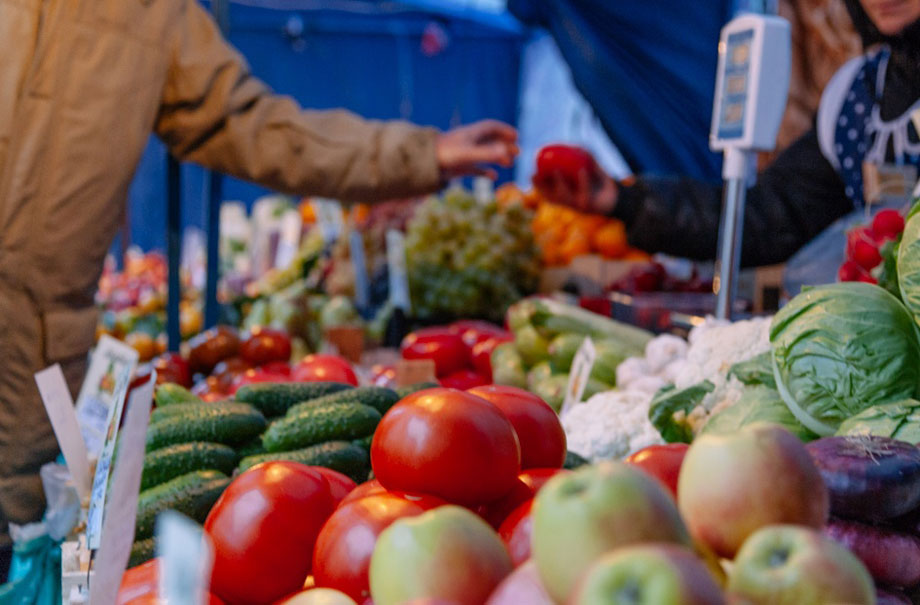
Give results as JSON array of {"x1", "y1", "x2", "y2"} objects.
[
  {"x1": 386, "y1": 229, "x2": 412, "y2": 313},
  {"x1": 89, "y1": 372, "x2": 155, "y2": 604},
  {"x1": 34, "y1": 364, "x2": 92, "y2": 501},
  {"x1": 158, "y1": 511, "x2": 215, "y2": 605},
  {"x1": 561, "y1": 337, "x2": 597, "y2": 416}
]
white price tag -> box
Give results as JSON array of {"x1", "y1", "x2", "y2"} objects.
[
  {"x1": 561, "y1": 337, "x2": 597, "y2": 415},
  {"x1": 34, "y1": 365, "x2": 92, "y2": 501},
  {"x1": 386, "y1": 229, "x2": 412, "y2": 313},
  {"x1": 350, "y1": 230, "x2": 371, "y2": 310},
  {"x1": 89, "y1": 373, "x2": 155, "y2": 604},
  {"x1": 74, "y1": 335, "x2": 139, "y2": 458},
  {"x1": 274, "y1": 208, "x2": 304, "y2": 269},
  {"x1": 473, "y1": 176, "x2": 494, "y2": 205},
  {"x1": 312, "y1": 199, "x2": 345, "y2": 244},
  {"x1": 86, "y1": 363, "x2": 134, "y2": 550},
  {"x1": 158, "y1": 511, "x2": 215, "y2": 605}
]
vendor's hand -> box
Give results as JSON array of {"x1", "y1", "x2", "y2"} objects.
[
  {"x1": 533, "y1": 160, "x2": 619, "y2": 215},
  {"x1": 436, "y1": 120, "x2": 518, "y2": 180}
]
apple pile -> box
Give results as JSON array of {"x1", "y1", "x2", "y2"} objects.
[
  {"x1": 839, "y1": 209, "x2": 905, "y2": 284},
  {"x1": 807, "y1": 435, "x2": 920, "y2": 603},
  {"x1": 149, "y1": 325, "x2": 358, "y2": 402}
]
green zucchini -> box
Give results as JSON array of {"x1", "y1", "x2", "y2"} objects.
[
  {"x1": 287, "y1": 386, "x2": 399, "y2": 417},
  {"x1": 140, "y1": 442, "x2": 238, "y2": 491},
  {"x1": 235, "y1": 382, "x2": 354, "y2": 417},
  {"x1": 135, "y1": 470, "x2": 230, "y2": 540},
  {"x1": 150, "y1": 401, "x2": 257, "y2": 425},
  {"x1": 238, "y1": 441, "x2": 369, "y2": 482},
  {"x1": 262, "y1": 402, "x2": 381, "y2": 453},
  {"x1": 145, "y1": 406, "x2": 266, "y2": 452}
]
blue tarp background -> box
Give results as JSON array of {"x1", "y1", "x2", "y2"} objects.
[{"x1": 127, "y1": 0, "x2": 736, "y2": 251}]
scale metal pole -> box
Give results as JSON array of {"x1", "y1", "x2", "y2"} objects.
[
  {"x1": 166, "y1": 157, "x2": 182, "y2": 352},
  {"x1": 714, "y1": 148, "x2": 749, "y2": 319}
]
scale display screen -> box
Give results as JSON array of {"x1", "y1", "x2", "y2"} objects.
[{"x1": 717, "y1": 29, "x2": 754, "y2": 140}]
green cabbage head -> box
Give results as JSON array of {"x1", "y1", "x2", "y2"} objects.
[{"x1": 770, "y1": 282, "x2": 920, "y2": 436}]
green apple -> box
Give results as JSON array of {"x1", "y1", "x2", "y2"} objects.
[
  {"x1": 532, "y1": 462, "x2": 693, "y2": 603},
  {"x1": 368, "y1": 505, "x2": 513, "y2": 605},
  {"x1": 677, "y1": 423, "x2": 829, "y2": 559},
  {"x1": 486, "y1": 561, "x2": 555, "y2": 605},
  {"x1": 569, "y1": 544, "x2": 725, "y2": 605},
  {"x1": 728, "y1": 525, "x2": 875, "y2": 605}
]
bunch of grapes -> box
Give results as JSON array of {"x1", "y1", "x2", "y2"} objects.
[{"x1": 405, "y1": 187, "x2": 540, "y2": 321}]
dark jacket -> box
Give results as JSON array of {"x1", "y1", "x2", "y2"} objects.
[{"x1": 613, "y1": 1, "x2": 920, "y2": 267}]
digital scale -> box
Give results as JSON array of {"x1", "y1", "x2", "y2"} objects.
[{"x1": 710, "y1": 11, "x2": 791, "y2": 318}]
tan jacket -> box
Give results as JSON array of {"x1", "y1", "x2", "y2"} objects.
[{"x1": 0, "y1": 0, "x2": 441, "y2": 538}]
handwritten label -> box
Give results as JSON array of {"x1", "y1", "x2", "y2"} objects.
[
  {"x1": 386, "y1": 229, "x2": 411, "y2": 313},
  {"x1": 88, "y1": 373, "x2": 155, "y2": 603},
  {"x1": 74, "y1": 335, "x2": 139, "y2": 458},
  {"x1": 158, "y1": 511, "x2": 215, "y2": 605},
  {"x1": 86, "y1": 363, "x2": 134, "y2": 550},
  {"x1": 350, "y1": 230, "x2": 371, "y2": 311},
  {"x1": 561, "y1": 337, "x2": 597, "y2": 415}
]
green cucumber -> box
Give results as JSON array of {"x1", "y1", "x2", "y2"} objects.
[
  {"x1": 141, "y1": 442, "x2": 238, "y2": 491},
  {"x1": 150, "y1": 401, "x2": 257, "y2": 425},
  {"x1": 235, "y1": 382, "x2": 354, "y2": 417},
  {"x1": 395, "y1": 382, "x2": 440, "y2": 399},
  {"x1": 287, "y1": 386, "x2": 399, "y2": 417},
  {"x1": 135, "y1": 470, "x2": 230, "y2": 540},
  {"x1": 128, "y1": 538, "x2": 156, "y2": 568},
  {"x1": 352, "y1": 434, "x2": 374, "y2": 452},
  {"x1": 145, "y1": 406, "x2": 266, "y2": 452},
  {"x1": 262, "y1": 403, "x2": 381, "y2": 453},
  {"x1": 154, "y1": 383, "x2": 201, "y2": 407},
  {"x1": 238, "y1": 441, "x2": 369, "y2": 483}
]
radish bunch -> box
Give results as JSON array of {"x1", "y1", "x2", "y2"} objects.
[{"x1": 839, "y1": 209, "x2": 906, "y2": 284}]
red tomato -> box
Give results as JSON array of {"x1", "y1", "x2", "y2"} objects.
[
  {"x1": 312, "y1": 467, "x2": 358, "y2": 507},
  {"x1": 239, "y1": 328, "x2": 292, "y2": 366},
  {"x1": 260, "y1": 360, "x2": 292, "y2": 376},
  {"x1": 448, "y1": 321, "x2": 510, "y2": 349},
  {"x1": 371, "y1": 388, "x2": 521, "y2": 505},
  {"x1": 117, "y1": 560, "x2": 224, "y2": 605},
  {"x1": 439, "y1": 369, "x2": 490, "y2": 390},
  {"x1": 837, "y1": 260, "x2": 866, "y2": 282},
  {"x1": 212, "y1": 357, "x2": 252, "y2": 391},
  {"x1": 337, "y1": 479, "x2": 446, "y2": 510},
  {"x1": 477, "y1": 468, "x2": 567, "y2": 529},
  {"x1": 853, "y1": 239, "x2": 883, "y2": 270},
  {"x1": 471, "y1": 336, "x2": 513, "y2": 381},
  {"x1": 498, "y1": 500, "x2": 534, "y2": 567},
  {"x1": 313, "y1": 493, "x2": 442, "y2": 601},
  {"x1": 872, "y1": 209, "x2": 905, "y2": 239},
  {"x1": 401, "y1": 328, "x2": 470, "y2": 378},
  {"x1": 292, "y1": 354, "x2": 358, "y2": 386},
  {"x1": 205, "y1": 462, "x2": 336, "y2": 605},
  {"x1": 230, "y1": 368, "x2": 291, "y2": 393},
  {"x1": 534, "y1": 144, "x2": 596, "y2": 190},
  {"x1": 624, "y1": 443, "x2": 689, "y2": 499},
  {"x1": 188, "y1": 326, "x2": 241, "y2": 375},
  {"x1": 152, "y1": 353, "x2": 191, "y2": 387},
  {"x1": 467, "y1": 385, "x2": 566, "y2": 469}
]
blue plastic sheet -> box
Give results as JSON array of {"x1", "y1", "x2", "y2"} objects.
[{"x1": 0, "y1": 536, "x2": 60, "y2": 605}]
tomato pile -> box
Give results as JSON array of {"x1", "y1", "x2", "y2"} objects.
[{"x1": 838, "y1": 208, "x2": 905, "y2": 284}]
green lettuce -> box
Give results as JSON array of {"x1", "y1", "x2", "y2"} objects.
[
  {"x1": 770, "y1": 282, "x2": 920, "y2": 437},
  {"x1": 701, "y1": 385, "x2": 817, "y2": 441},
  {"x1": 648, "y1": 381, "x2": 715, "y2": 444},
  {"x1": 898, "y1": 202, "x2": 920, "y2": 322},
  {"x1": 835, "y1": 399, "x2": 920, "y2": 445},
  {"x1": 728, "y1": 353, "x2": 775, "y2": 388}
]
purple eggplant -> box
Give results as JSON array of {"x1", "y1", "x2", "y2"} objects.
[
  {"x1": 876, "y1": 586, "x2": 911, "y2": 605},
  {"x1": 806, "y1": 436, "x2": 920, "y2": 521},
  {"x1": 825, "y1": 518, "x2": 920, "y2": 588}
]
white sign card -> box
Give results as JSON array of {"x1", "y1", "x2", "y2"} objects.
[
  {"x1": 561, "y1": 337, "x2": 597, "y2": 415},
  {"x1": 34, "y1": 365, "x2": 92, "y2": 501},
  {"x1": 88, "y1": 373, "x2": 155, "y2": 604},
  {"x1": 312, "y1": 199, "x2": 345, "y2": 244},
  {"x1": 74, "y1": 335, "x2": 139, "y2": 458},
  {"x1": 350, "y1": 230, "x2": 371, "y2": 311},
  {"x1": 158, "y1": 511, "x2": 215, "y2": 605},
  {"x1": 85, "y1": 363, "x2": 134, "y2": 550},
  {"x1": 273, "y1": 208, "x2": 304, "y2": 270},
  {"x1": 386, "y1": 229, "x2": 412, "y2": 313}
]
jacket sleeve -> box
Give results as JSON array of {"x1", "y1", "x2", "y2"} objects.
[
  {"x1": 612, "y1": 129, "x2": 853, "y2": 267},
  {"x1": 153, "y1": 0, "x2": 442, "y2": 202}
]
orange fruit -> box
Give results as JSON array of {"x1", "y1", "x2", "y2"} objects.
[
  {"x1": 559, "y1": 233, "x2": 591, "y2": 265},
  {"x1": 623, "y1": 248, "x2": 652, "y2": 262},
  {"x1": 593, "y1": 221, "x2": 629, "y2": 259},
  {"x1": 299, "y1": 199, "x2": 317, "y2": 224},
  {"x1": 125, "y1": 332, "x2": 158, "y2": 362}
]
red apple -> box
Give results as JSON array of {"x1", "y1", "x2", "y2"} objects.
[
  {"x1": 485, "y1": 561, "x2": 553, "y2": 605},
  {"x1": 677, "y1": 423, "x2": 829, "y2": 559}
]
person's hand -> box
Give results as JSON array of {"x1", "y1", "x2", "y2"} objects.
[
  {"x1": 436, "y1": 120, "x2": 519, "y2": 180},
  {"x1": 532, "y1": 157, "x2": 619, "y2": 215}
]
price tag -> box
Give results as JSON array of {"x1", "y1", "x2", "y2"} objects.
[
  {"x1": 386, "y1": 229, "x2": 411, "y2": 313},
  {"x1": 473, "y1": 176, "x2": 494, "y2": 205},
  {"x1": 395, "y1": 359, "x2": 437, "y2": 387},
  {"x1": 312, "y1": 199, "x2": 345, "y2": 244},
  {"x1": 74, "y1": 335, "x2": 139, "y2": 458},
  {"x1": 350, "y1": 230, "x2": 371, "y2": 311},
  {"x1": 158, "y1": 511, "x2": 215, "y2": 605},
  {"x1": 325, "y1": 326, "x2": 365, "y2": 364},
  {"x1": 86, "y1": 363, "x2": 134, "y2": 550},
  {"x1": 34, "y1": 365, "x2": 92, "y2": 501},
  {"x1": 561, "y1": 337, "x2": 597, "y2": 415},
  {"x1": 274, "y1": 208, "x2": 304, "y2": 269},
  {"x1": 88, "y1": 373, "x2": 155, "y2": 603}
]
